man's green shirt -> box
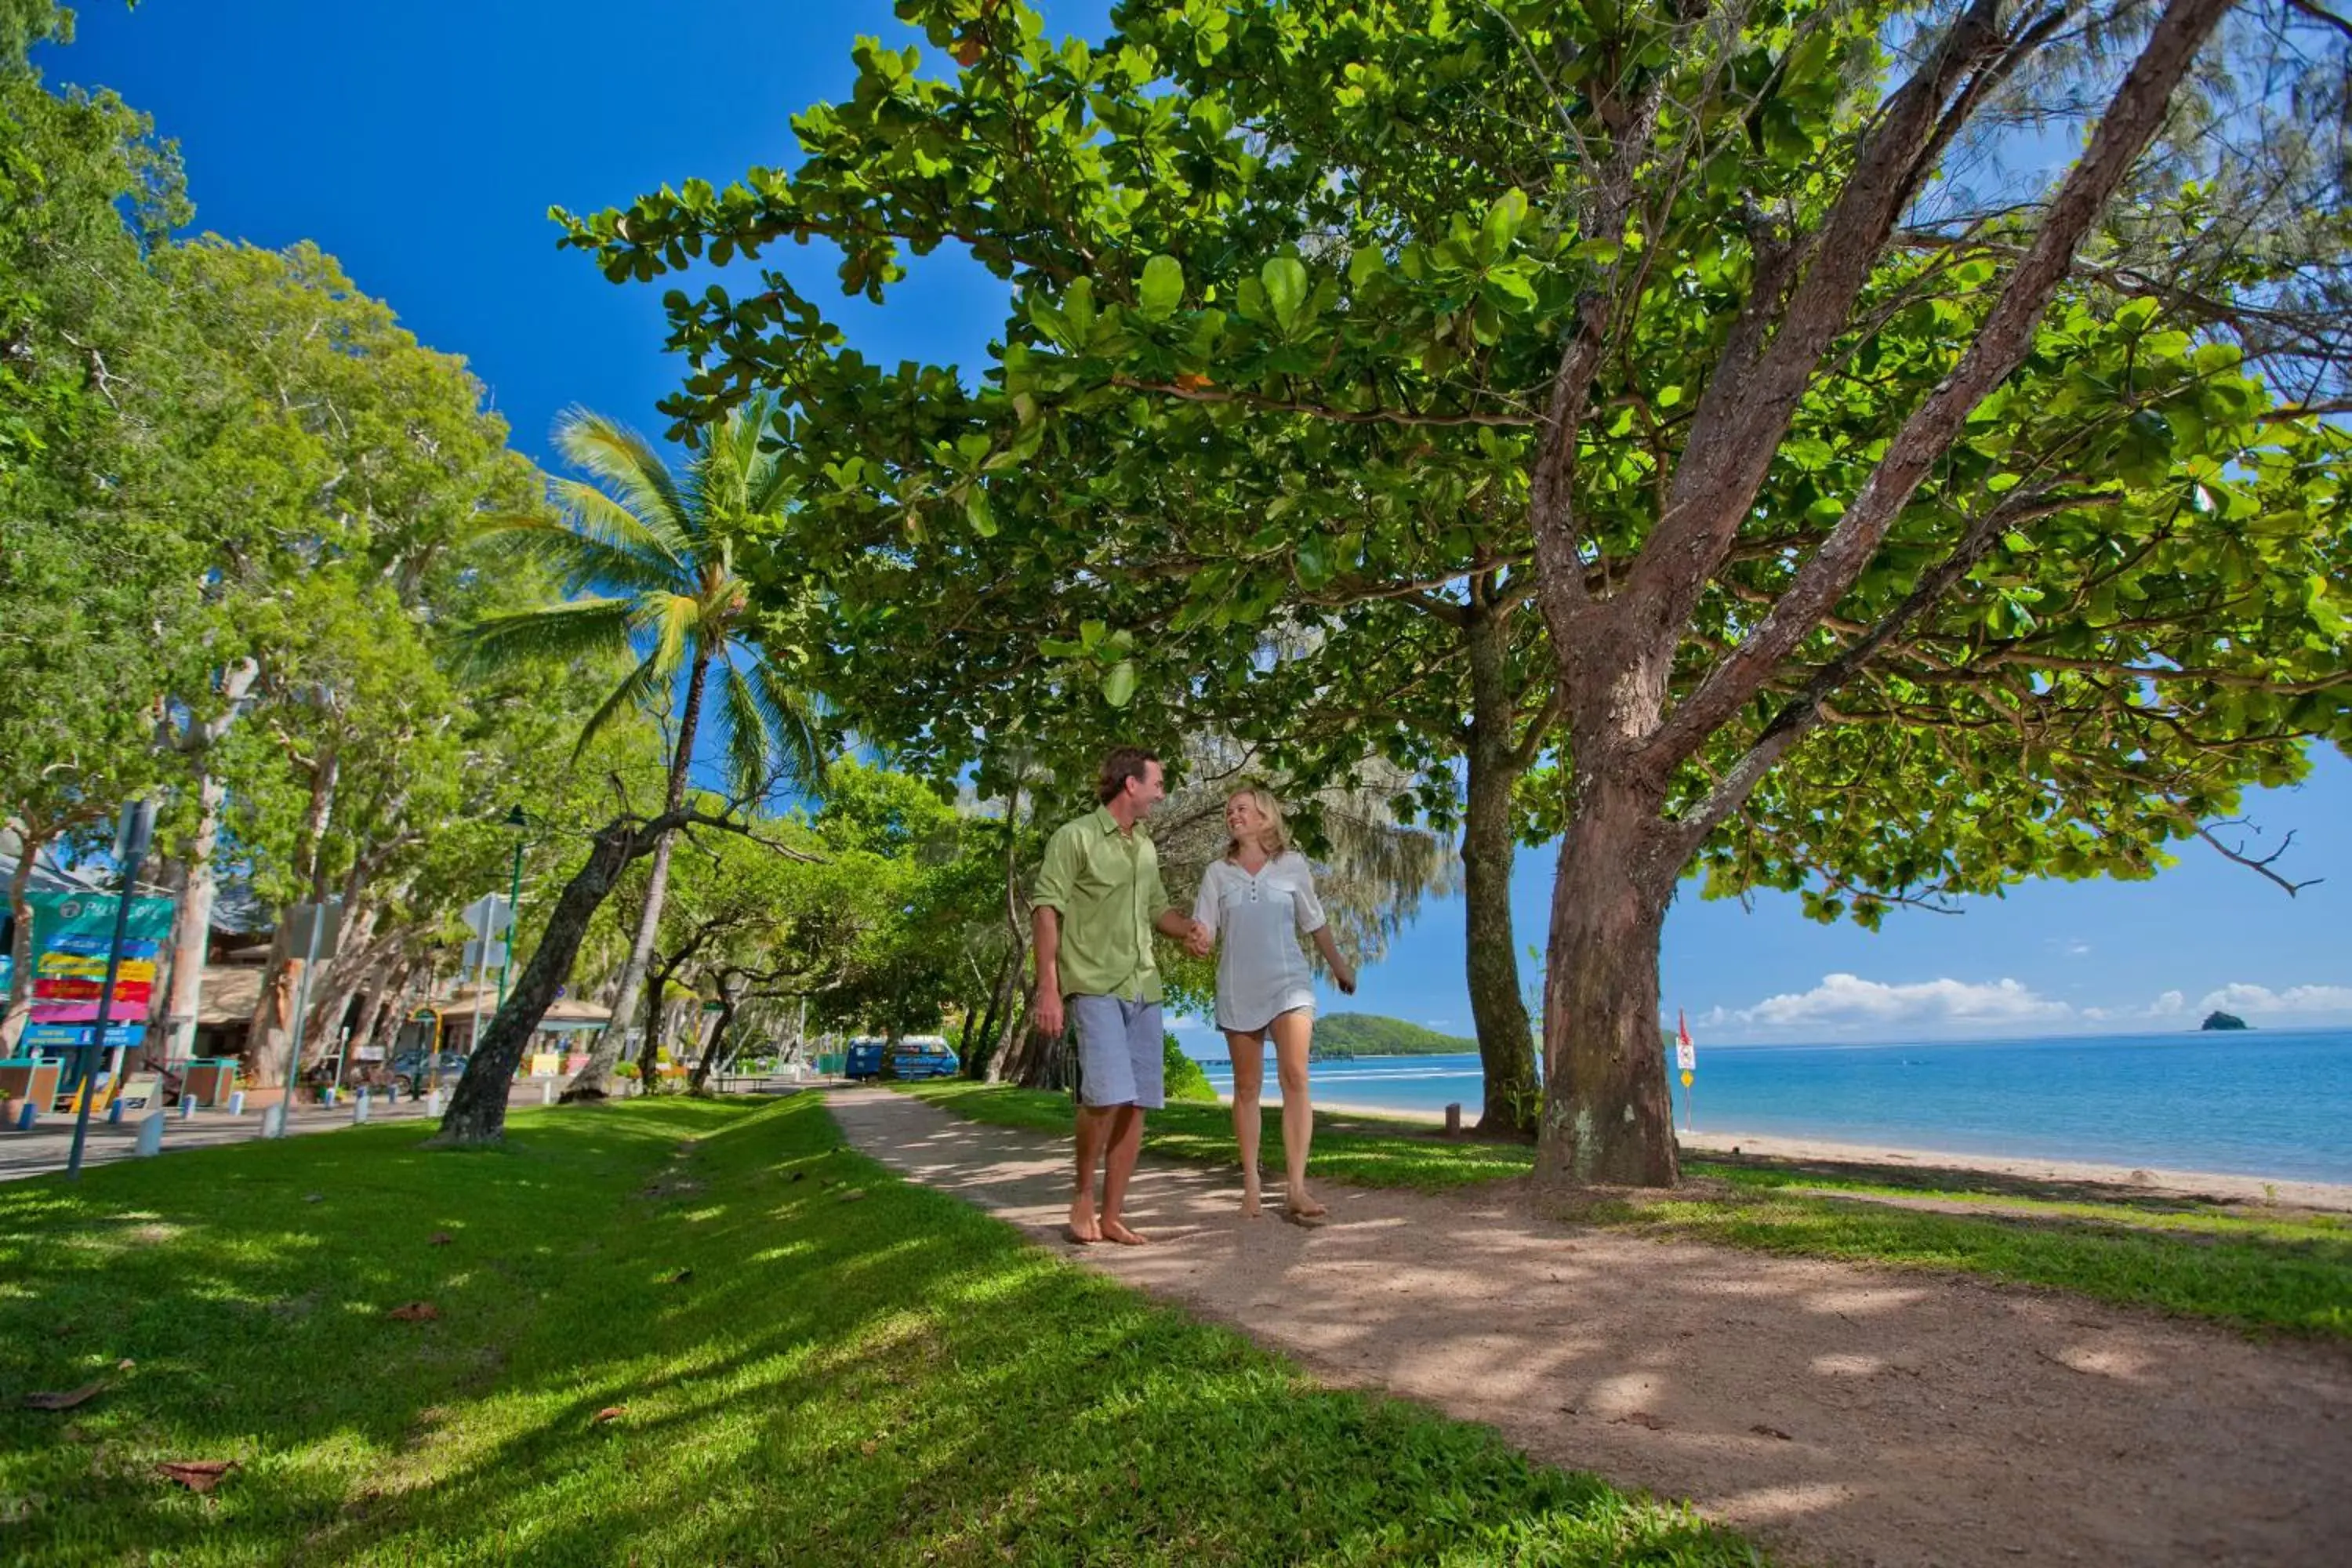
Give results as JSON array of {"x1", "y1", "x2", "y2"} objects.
[{"x1": 1032, "y1": 805, "x2": 1173, "y2": 1002}]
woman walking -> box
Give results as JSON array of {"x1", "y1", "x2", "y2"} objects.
[{"x1": 1192, "y1": 787, "x2": 1355, "y2": 1222}]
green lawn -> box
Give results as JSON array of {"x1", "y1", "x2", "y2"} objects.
[
  {"x1": 1, "y1": 1096, "x2": 1759, "y2": 1566},
  {"x1": 903, "y1": 1081, "x2": 2352, "y2": 1339}
]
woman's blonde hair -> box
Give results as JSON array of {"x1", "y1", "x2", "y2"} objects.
[{"x1": 1223, "y1": 786, "x2": 1292, "y2": 861}]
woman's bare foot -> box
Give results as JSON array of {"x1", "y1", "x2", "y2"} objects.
[
  {"x1": 1099, "y1": 1218, "x2": 1149, "y2": 1245},
  {"x1": 1240, "y1": 1179, "x2": 1263, "y2": 1218},
  {"x1": 1286, "y1": 1189, "x2": 1328, "y2": 1221},
  {"x1": 1069, "y1": 1199, "x2": 1102, "y2": 1243}
]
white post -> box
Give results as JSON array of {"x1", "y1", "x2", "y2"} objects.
[
  {"x1": 425, "y1": 1087, "x2": 442, "y2": 1117},
  {"x1": 134, "y1": 1109, "x2": 165, "y2": 1157},
  {"x1": 353, "y1": 1088, "x2": 371, "y2": 1124},
  {"x1": 227, "y1": 1090, "x2": 246, "y2": 1116}
]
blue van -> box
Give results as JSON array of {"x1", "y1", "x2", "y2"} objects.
[
  {"x1": 883, "y1": 1036, "x2": 960, "y2": 1080},
  {"x1": 844, "y1": 1038, "x2": 887, "y2": 1081}
]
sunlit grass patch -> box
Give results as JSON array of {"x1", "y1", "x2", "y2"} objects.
[{"x1": 1, "y1": 1095, "x2": 1755, "y2": 1565}]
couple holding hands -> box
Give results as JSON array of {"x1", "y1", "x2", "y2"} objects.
[{"x1": 1032, "y1": 746, "x2": 1354, "y2": 1245}]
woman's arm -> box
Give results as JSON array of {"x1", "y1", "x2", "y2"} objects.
[{"x1": 1309, "y1": 924, "x2": 1356, "y2": 994}]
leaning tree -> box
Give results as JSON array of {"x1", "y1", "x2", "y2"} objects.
[{"x1": 562, "y1": 0, "x2": 2352, "y2": 1184}]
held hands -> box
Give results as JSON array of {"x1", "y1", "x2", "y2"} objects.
[{"x1": 1183, "y1": 919, "x2": 1214, "y2": 958}]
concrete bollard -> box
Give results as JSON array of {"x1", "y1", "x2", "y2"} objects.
[
  {"x1": 320, "y1": 1086, "x2": 337, "y2": 1109},
  {"x1": 425, "y1": 1089, "x2": 442, "y2": 1117},
  {"x1": 353, "y1": 1089, "x2": 371, "y2": 1125},
  {"x1": 541, "y1": 1080, "x2": 555, "y2": 1105},
  {"x1": 108, "y1": 1097, "x2": 126, "y2": 1125},
  {"x1": 177, "y1": 1094, "x2": 194, "y2": 1120},
  {"x1": 260, "y1": 1102, "x2": 287, "y2": 1139},
  {"x1": 135, "y1": 1109, "x2": 165, "y2": 1157},
  {"x1": 227, "y1": 1091, "x2": 247, "y2": 1116},
  {"x1": 14, "y1": 1100, "x2": 34, "y2": 1131},
  {"x1": 1444, "y1": 1102, "x2": 1462, "y2": 1136}
]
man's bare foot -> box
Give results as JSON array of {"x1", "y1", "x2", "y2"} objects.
[
  {"x1": 1069, "y1": 1200, "x2": 1102, "y2": 1244},
  {"x1": 1099, "y1": 1218, "x2": 1149, "y2": 1245}
]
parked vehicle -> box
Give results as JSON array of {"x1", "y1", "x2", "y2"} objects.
[
  {"x1": 843, "y1": 1038, "x2": 887, "y2": 1081},
  {"x1": 882, "y1": 1036, "x2": 960, "y2": 1080},
  {"x1": 391, "y1": 1048, "x2": 468, "y2": 1097}
]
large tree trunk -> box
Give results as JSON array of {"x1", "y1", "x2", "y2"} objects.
[
  {"x1": 0, "y1": 827, "x2": 41, "y2": 1051},
  {"x1": 979, "y1": 775, "x2": 1029, "y2": 1081},
  {"x1": 1461, "y1": 604, "x2": 1540, "y2": 1137},
  {"x1": 436, "y1": 819, "x2": 649, "y2": 1145},
  {"x1": 1534, "y1": 775, "x2": 1679, "y2": 1189},
  {"x1": 243, "y1": 921, "x2": 298, "y2": 1091},
  {"x1": 567, "y1": 648, "x2": 712, "y2": 1099},
  {"x1": 162, "y1": 659, "x2": 257, "y2": 1062}
]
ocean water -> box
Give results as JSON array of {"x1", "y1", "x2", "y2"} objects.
[{"x1": 1195, "y1": 1027, "x2": 2352, "y2": 1184}]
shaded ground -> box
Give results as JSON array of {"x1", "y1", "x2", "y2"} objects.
[{"x1": 832, "y1": 1087, "x2": 2352, "y2": 1568}]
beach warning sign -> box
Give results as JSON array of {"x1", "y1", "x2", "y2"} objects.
[{"x1": 1675, "y1": 1011, "x2": 1696, "y2": 1076}]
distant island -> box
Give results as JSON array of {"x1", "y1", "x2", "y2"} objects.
[
  {"x1": 1312, "y1": 1013, "x2": 1476, "y2": 1058},
  {"x1": 2201, "y1": 1011, "x2": 2251, "y2": 1031}
]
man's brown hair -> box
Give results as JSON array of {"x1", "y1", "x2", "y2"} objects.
[{"x1": 1096, "y1": 746, "x2": 1162, "y2": 804}]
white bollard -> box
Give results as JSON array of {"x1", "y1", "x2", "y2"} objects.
[
  {"x1": 425, "y1": 1089, "x2": 442, "y2": 1117},
  {"x1": 260, "y1": 1102, "x2": 287, "y2": 1138},
  {"x1": 227, "y1": 1091, "x2": 247, "y2": 1116},
  {"x1": 134, "y1": 1109, "x2": 165, "y2": 1157},
  {"x1": 177, "y1": 1094, "x2": 194, "y2": 1120},
  {"x1": 352, "y1": 1089, "x2": 371, "y2": 1125},
  {"x1": 541, "y1": 1080, "x2": 555, "y2": 1105}
]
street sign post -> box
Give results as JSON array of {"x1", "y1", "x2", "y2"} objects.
[
  {"x1": 268, "y1": 898, "x2": 344, "y2": 1138},
  {"x1": 66, "y1": 801, "x2": 156, "y2": 1179},
  {"x1": 459, "y1": 893, "x2": 514, "y2": 1087}
]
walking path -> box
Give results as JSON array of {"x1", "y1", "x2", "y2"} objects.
[
  {"x1": 829, "y1": 1087, "x2": 2352, "y2": 1568},
  {"x1": 0, "y1": 1084, "x2": 548, "y2": 1183}
]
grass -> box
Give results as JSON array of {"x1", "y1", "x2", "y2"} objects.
[
  {"x1": 903, "y1": 1081, "x2": 2352, "y2": 1339},
  {"x1": 1, "y1": 1096, "x2": 1762, "y2": 1566}
]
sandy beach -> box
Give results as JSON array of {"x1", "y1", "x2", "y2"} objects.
[{"x1": 1293, "y1": 1095, "x2": 2352, "y2": 1212}]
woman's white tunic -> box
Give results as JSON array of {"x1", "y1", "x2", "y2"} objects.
[{"x1": 1192, "y1": 851, "x2": 1328, "y2": 1034}]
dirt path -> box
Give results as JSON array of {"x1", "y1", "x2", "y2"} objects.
[{"x1": 829, "y1": 1088, "x2": 2351, "y2": 1568}]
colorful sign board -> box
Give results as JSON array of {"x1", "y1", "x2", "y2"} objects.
[{"x1": 24, "y1": 891, "x2": 176, "y2": 1029}]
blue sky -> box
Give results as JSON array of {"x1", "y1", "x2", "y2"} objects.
[{"x1": 51, "y1": 0, "x2": 2351, "y2": 1044}]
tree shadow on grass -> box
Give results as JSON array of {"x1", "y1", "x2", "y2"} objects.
[{"x1": 1, "y1": 1097, "x2": 1752, "y2": 1566}]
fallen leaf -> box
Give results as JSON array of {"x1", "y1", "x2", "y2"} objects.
[
  {"x1": 115, "y1": 1358, "x2": 136, "y2": 1372},
  {"x1": 386, "y1": 1302, "x2": 440, "y2": 1323},
  {"x1": 840, "y1": 1190, "x2": 867, "y2": 1203},
  {"x1": 1610, "y1": 1410, "x2": 1667, "y2": 1430},
  {"x1": 428, "y1": 1232, "x2": 454, "y2": 1247},
  {"x1": 303, "y1": 1192, "x2": 324, "y2": 1203},
  {"x1": 157, "y1": 1460, "x2": 238, "y2": 1494},
  {"x1": 1750, "y1": 1424, "x2": 1793, "y2": 1441},
  {"x1": 666, "y1": 1268, "x2": 694, "y2": 1285},
  {"x1": 590, "y1": 1406, "x2": 626, "y2": 1425},
  {"x1": 858, "y1": 1439, "x2": 878, "y2": 1456},
  {"x1": 22, "y1": 1382, "x2": 103, "y2": 1411}
]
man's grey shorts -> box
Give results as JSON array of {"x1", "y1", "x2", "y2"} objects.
[{"x1": 1069, "y1": 994, "x2": 1164, "y2": 1109}]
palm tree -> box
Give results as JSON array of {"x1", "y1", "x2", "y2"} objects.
[{"x1": 463, "y1": 396, "x2": 824, "y2": 1098}]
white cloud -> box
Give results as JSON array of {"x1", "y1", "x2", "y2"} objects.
[
  {"x1": 1705, "y1": 973, "x2": 2072, "y2": 1036},
  {"x1": 2198, "y1": 983, "x2": 2352, "y2": 1016}
]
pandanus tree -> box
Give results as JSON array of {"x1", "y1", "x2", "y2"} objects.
[
  {"x1": 561, "y1": 0, "x2": 2352, "y2": 1185},
  {"x1": 462, "y1": 397, "x2": 826, "y2": 1099}
]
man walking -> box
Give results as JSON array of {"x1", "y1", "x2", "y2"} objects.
[{"x1": 1032, "y1": 746, "x2": 1210, "y2": 1244}]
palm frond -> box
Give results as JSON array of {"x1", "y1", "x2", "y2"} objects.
[
  {"x1": 750, "y1": 655, "x2": 829, "y2": 794},
  {"x1": 718, "y1": 659, "x2": 771, "y2": 806},
  {"x1": 641, "y1": 591, "x2": 700, "y2": 686},
  {"x1": 457, "y1": 596, "x2": 638, "y2": 674},
  {"x1": 552, "y1": 406, "x2": 695, "y2": 543},
  {"x1": 573, "y1": 649, "x2": 670, "y2": 763},
  {"x1": 546, "y1": 479, "x2": 692, "y2": 586},
  {"x1": 470, "y1": 507, "x2": 677, "y2": 597}
]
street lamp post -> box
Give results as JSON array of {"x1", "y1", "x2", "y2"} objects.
[{"x1": 67, "y1": 800, "x2": 155, "y2": 1180}]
